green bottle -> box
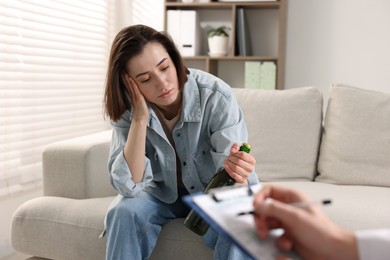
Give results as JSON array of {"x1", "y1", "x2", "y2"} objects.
[{"x1": 184, "y1": 143, "x2": 251, "y2": 235}]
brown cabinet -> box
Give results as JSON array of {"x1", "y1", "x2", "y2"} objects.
[{"x1": 164, "y1": 0, "x2": 287, "y2": 89}]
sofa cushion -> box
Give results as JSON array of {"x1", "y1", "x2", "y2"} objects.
[
  {"x1": 233, "y1": 87, "x2": 323, "y2": 181},
  {"x1": 274, "y1": 181, "x2": 390, "y2": 231},
  {"x1": 12, "y1": 196, "x2": 113, "y2": 260},
  {"x1": 316, "y1": 84, "x2": 390, "y2": 187},
  {"x1": 12, "y1": 196, "x2": 212, "y2": 260}
]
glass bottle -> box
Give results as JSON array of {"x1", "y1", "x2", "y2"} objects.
[{"x1": 184, "y1": 143, "x2": 251, "y2": 235}]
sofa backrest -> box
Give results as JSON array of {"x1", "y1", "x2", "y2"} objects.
[
  {"x1": 316, "y1": 84, "x2": 390, "y2": 187},
  {"x1": 42, "y1": 87, "x2": 324, "y2": 198},
  {"x1": 233, "y1": 87, "x2": 323, "y2": 182}
]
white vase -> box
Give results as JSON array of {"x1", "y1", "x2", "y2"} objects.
[{"x1": 208, "y1": 36, "x2": 229, "y2": 57}]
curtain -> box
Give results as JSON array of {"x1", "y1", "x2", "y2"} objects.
[{"x1": 0, "y1": 0, "x2": 112, "y2": 196}]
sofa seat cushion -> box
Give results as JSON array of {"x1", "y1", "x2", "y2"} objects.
[
  {"x1": 317, "y1": 85, "x2": 390, "y2": 187},
  {"x1": 12, "y1": 196, "x2": 114, "y2": 260},
  {"x1": 150, "y1": 218, "x2": 213, "y2": 259},
  {"x1": 273, "y1": 181, "x2": 390, "y2": 231},
  {"x1": 12, "y1": 196, "x2": 213, "y2": 260},
  {"x1": 233, "y1": 87, "x2": 323, "y2": 182}
]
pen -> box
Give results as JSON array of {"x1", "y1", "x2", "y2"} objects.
[
  {"x1": 247, "y1": 180, "x2": 253, "y2": 196},
  {"x1": 236, "y1": 198, "x2": 332, "y2": 216}
]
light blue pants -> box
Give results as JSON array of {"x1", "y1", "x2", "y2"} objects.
[{"x1": 105, "y1": 191, "x2": 248, "y2": 260}]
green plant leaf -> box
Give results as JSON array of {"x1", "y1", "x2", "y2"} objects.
[{"x1": 207, "y1": 26, "x2": 229, "y2": 38}]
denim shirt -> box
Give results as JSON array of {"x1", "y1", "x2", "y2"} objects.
[{"x1": 108, "y1": 69, "x2": 258, "y2": 204}]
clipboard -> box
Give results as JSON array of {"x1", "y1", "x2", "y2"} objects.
[{"x1": 182, "y1": 184, "x2": 299, "y2": 260}]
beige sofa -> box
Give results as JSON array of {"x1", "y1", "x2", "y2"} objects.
[{"x1": 12, "y1": 85, "x2": 390, "y2": 259}]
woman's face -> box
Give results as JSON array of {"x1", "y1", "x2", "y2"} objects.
[{"x1": 126, "y1": 42, "x2": 180, "y2": 109}]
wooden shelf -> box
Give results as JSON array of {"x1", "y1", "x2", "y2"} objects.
[
  {"x1": 164, "y1": 0, "x2": 286, "y2": 89},
  {"x1": 165, "y1": 2, "x2": 281, "y2": 9}
]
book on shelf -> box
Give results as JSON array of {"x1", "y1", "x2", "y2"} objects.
[
  {"x1": 245, "y1": 61, "x2": 276, "y2": 90},
  {"x1": 259, "y1": 61, "x2": 276, "y2": 90},
  {"x1": 236, "y1": 8, "x2": 251, "y2": 56},
  {"x1": 167, "y1": 10, "x2": 200, "y2": 56}
]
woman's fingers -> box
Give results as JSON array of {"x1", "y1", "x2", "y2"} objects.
[
  {"x1": 122, "y1": 72, "x2": 149, "y2": 121},
  {"x1": 224, "y1": 144, "x2": 256, "y2": 183}
]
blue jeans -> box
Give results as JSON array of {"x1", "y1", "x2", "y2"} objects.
[{"x1": 105, "y1": 190, "x2": 248, "y2": 260}]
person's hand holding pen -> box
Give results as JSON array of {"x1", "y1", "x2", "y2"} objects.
[{"x1": 252, "y1": 184, "x2": 359, "y2": 260}]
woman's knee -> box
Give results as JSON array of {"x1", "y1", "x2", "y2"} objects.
[
  {"x1": 108, "y1": 193, "x2": 162, "y2": 223},
  {"x1": 106, "y1": 197, "x2": 144, "y2": 225}
]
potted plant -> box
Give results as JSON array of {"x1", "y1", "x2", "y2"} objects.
[{"x1": 207, "y1": 26, "x2": 229, "y2": 57}]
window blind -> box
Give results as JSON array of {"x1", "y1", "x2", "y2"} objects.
[{"x1": 0, "y1": 0, "x2": 110, "y2": 196}]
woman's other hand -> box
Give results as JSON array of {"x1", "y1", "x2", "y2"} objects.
[{"x1": 224, "y1": 143, "x2": 256, "y2": 184}]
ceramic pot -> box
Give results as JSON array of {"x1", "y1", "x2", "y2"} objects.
[{"x1": 208, "y1": 35, "x2": 229, "y2": 56}]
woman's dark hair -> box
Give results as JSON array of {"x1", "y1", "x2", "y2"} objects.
[{"x1": 104, "y1": 24, "x2": 189, "y2": 122}]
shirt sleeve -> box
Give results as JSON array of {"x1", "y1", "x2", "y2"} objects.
[
  {"x1": 208, "y1": 84, "x2": 258, "y2": 185},
  {"x1": 108, "y1": 112, "x2": 153, "y2": 197},
  {"x1": 355, "y1": 229, "x2": 390, "y2": 260}
]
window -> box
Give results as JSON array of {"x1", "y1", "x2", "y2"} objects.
[{"x1": 0, "y1": 0, "x2": 110, "y2": 196}]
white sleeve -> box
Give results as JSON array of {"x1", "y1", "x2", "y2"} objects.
[{"x1": 355, "y1": 229, "x2": 390, "y2": 260}]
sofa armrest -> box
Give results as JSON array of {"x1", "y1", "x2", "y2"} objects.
[{"x1": 42, "y1": 130, "x2": 116, "y2": 199}]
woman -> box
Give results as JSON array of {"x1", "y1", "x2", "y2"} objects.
[{"x1": 103, "y1": 24, "x2": 258, "y2": 260}]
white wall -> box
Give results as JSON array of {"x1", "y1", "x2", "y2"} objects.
[
  {"x1": 111, "y1": 0, "x2": 164, "y2": 35},
  {"x1": 285, "y1": 0, "x2": 390, "y2": 107}
]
